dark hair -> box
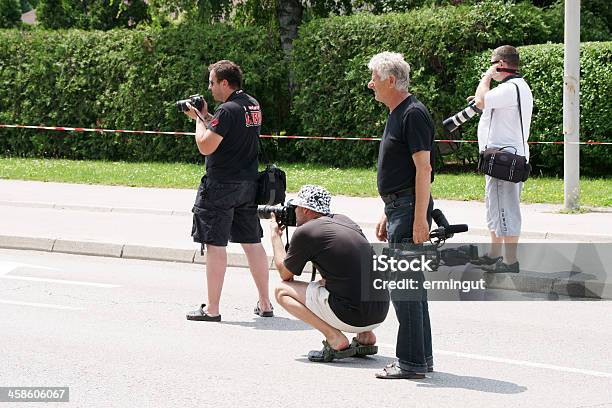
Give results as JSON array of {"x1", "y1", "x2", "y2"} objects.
[
  {"x1": 492, "y1": 45, "x2": 520, "y2": 68},
  {"x1": 208, "y1": 60, "x2": 243, "y2": 89}
]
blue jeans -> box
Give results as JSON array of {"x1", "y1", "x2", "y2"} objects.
[{"x1": 385, "y1": 193, "x2": 434, "y2": 373}]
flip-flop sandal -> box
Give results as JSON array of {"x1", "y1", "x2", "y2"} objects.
[
  {"x1": 349, "y1": 338, "x2": 378, "y2": 357},
  {"x1": 307, "y1": 340, "x2": 357, "y2": 363},
  {"x1": 254, "y1": 302, "x2": 274, "y2": 317},
  {"x1": 186, "y1": 304, "x2": 221, "y2": 322},
  {"x1": 375, "y1": 362, "x2": 426, "y2": 379}
]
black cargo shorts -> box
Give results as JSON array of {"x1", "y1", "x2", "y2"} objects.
[{"x1": 192, "y1": 175, "x2": 263, "y2": 247}]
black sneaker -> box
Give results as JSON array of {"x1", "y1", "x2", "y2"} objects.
[
  {"x1": 471, "y1": 254, "x2": 503, "y2": 266},
  {"x1": 483, "y1": 259, "x2": 520, "y2": 273}
]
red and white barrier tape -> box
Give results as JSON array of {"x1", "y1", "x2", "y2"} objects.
[
  {"x1": 1, "y1": 124, "x2": 610, "y2": 145},
  {"x1": 0, "y1": 124, "x2": 193, "y2": 136}
]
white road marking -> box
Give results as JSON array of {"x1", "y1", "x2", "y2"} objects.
[
  {"x1": 0, "y1": 299, "x2": 83, "y2": 311},
  {"x1": 0, "y1": 261, "x2": 120, "y2": 288},
  {"x1": 378, "y1": 343, "x2": 612, "y2": 379},
  {"x1": 0, "y1": 275, "x2": 119, "y2": 288},
  {"x1": 0, "y1": 261, "x2": 58, "y2": 276}
]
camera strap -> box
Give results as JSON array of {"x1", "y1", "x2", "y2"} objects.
[{"x1": 511, "y1": 82, "x2": 527, "y2": 162}]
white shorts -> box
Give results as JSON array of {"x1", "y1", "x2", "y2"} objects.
[
  {"x1": 485, "y1": 175, "x2": 523, "y2": 237},
  {"x1": 305, "y1": 281, "x2": 382, "y2": 333}
]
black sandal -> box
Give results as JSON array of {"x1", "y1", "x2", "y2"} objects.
[
  {"x1": 186, "y1": 304, "x2": 221, "y2": 322},
  {"x1": 254, "y1": 301, "x2": 274, "y2": 317},
  {"x1": 307, "y1": 340, "x2": 357, "y2": 362},
  {"x1": 349, "y1": 338, "x2": 378, "y2": 357},
  {"x1": 375, "y1": 362, "x2": 426, "y2": 379}
]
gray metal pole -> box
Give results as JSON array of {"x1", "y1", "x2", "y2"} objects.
[{"x1": 563, "y1": 0, "x2": 580, "y2": 210}]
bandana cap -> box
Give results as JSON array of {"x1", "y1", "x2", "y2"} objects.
[{"x1": 289, "y1": 185, "x2": 331, "y2": 215}]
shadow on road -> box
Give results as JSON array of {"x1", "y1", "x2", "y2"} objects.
[
  {"x1": 294, "y1": 355, "x2": 396, "y2": 368},
  {"x1": 221, "y1": 316, "x2": 311, "y2": 331},
  {"x1": 415, "y1": 372, "x2": 527, "y2": 394}
]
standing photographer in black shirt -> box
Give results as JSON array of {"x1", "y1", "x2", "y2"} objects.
[
  {"x1": 182, "y1": 60, "x2": 273, "y2": 322},
  {"x1": 368, "y1": 51, "x2": 435, "y2": 379}
]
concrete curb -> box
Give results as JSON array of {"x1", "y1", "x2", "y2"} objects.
[
  {"x1": 1, "y1": 234, "x2": 609, "y2": 300},
  {"x1": 2, "y1": 200, "x2": 612, "y2": 242},
  {"x1": 0, "y1": 200, "x2": 191, "y2": 217}
]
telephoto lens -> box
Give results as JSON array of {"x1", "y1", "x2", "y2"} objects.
[{"x1": 442, "y1": 101, "x2": 483, "y2": 133}]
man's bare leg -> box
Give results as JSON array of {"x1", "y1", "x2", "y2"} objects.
[
  {"x1": 503, "y1": 235, "x2": 520, "y2": 264},
  {"x1": 489, "y1": 231, "x2": 503, "y2": 258},
  {"x1": 204, "y1": 244, "x2": 227, "y2": 316},
  {"x1": 242, "y1": 243, "x2": 272, "y2": 311},
  {"x1": 275, "y1": 280, "x2": 349, "y2": 350}
]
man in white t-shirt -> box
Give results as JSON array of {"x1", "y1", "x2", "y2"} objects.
[{"x1": 473, "y1": 45, "x2": 533, "y2": 273}]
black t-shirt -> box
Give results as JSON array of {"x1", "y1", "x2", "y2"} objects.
[
  {"x1": 283, "y1": 214, "x2": 390, "y2": 327},
  {"x1": 377, "y1": 95, "x2": 435, "y2": 195},
  {"x1": 205, "y1": 89, "x2": 261, "y2": 181}
]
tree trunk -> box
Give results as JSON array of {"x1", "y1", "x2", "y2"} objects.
[{"x1": 276, "y1": 0, "x2": 303, "y2": 57}]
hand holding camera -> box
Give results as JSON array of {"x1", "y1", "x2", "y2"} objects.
[
  {"x1": 177, "y1": 94, "x2": 209, "y2": 122},
  {"x1": 268, "y1": 213, "x2": 286, "y2": 237}
]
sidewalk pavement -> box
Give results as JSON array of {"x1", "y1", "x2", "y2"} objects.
[{"x1": 1, "y1": 179, "x2": 611, "y2": 298}]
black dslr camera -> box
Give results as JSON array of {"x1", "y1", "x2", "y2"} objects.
[
  {"x1": 257, "y1": 203, "x2": 296, "y2": 227},
  {"x1": 176, "y1": 94, "x2": 205, "y2": 113}
]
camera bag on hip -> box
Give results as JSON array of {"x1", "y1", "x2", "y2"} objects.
[
  {"x1": 478, "y1": 82, "x2": 531, "y2": 183},
  {"x1": 256, "y1": 137, "x2": 286, "y2": 205}
]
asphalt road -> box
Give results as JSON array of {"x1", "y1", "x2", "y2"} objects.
[{"x1": 1, "y1": 249, "x2": 611, "y2": 408}]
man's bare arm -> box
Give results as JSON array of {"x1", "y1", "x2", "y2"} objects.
[{"x1": 412, "y1": 150, "x2": 432, "y2": 244}]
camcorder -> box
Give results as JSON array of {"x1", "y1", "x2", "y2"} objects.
[
  {"x1": 257, "y1": 203, "x2": 296, "y2": 228},
  {"x1": 442, "y1": 100, "x2": 482, "y2": 133},
  {"x1": 176, "y1": 94, "x2": 205, "y2": 113},
  {"x1": 383, "y1": 209, "x2": 477, "y2": 272}
]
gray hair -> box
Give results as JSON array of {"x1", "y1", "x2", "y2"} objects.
[{"x1": 367, "y1": 52, "x2": 411, "y2": 92}]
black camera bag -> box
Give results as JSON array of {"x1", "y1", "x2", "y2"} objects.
[
  {"x1": 478, "y1": 147, "x2": 531, "y2": 182},
  {"x1": 255, "y1": 134, "x2": 286, "y2": 205},
  {"x1": 256, "y1": 164, "x2": 286, "y2": 205},
  {"x1": 478, "y1": 81, "x2": 531, "y2": 183}
]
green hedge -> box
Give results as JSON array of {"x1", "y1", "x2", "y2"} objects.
[
  {"x1": 289, "y1": 1, "x2": 551, "y2": 166},
  {"x1": 288, "y1": 0, "x2": 610, "y2": 168},
  {"x1": 1, "y1": 1, "x2": 611, "y2": 176},
  {"x1": 0, "y1": 25, "x2": 288, "y2": 162},
  {"x1": 453, "y1": 42, "x2": 612, "y2": 176}
]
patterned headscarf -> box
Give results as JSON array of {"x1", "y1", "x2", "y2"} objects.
[{"x1": 290, "y1": 185, "x2": 332, "y2": 215}]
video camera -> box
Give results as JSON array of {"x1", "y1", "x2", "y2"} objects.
[{"x1": 383, "y1": 209, "x2": 477, "y2": 271}]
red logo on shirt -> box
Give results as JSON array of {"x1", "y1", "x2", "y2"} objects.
[
  {"x1": 210, "y1": 118, "x2": 219, "y2": 128},
  {"x1": 245, "y1": 107, "x2": 262, "y2": 127}
]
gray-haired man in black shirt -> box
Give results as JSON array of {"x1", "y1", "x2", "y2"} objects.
[
  {"x1": 269, "y1": 185, "x2": 390, "y2": 362},
  {"x1": 368, "y1": 51, "x2": 435, "y2": 379}
]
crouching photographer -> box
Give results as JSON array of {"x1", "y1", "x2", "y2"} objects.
[{"x1": 267, "y1": 185, "x2": 390, "y2": 363}]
